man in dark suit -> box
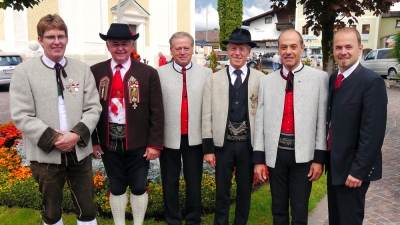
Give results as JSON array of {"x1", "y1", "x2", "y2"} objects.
[
  {"x1": 91, "y1": 23, "x2": 164, "y2": 225},
  {"x1": 327, "y1": 27, "x2": 387, "y2": 225}
]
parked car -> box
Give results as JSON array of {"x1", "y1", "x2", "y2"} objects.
[
  {"x1": 247, "y1": 55, "x2": 273, "y2": 68},
  {"x1": 216, "y1": 51, "x2": 230, "y2": 68},
  {"x1": 360, "y1": 48, "x2": 399, "y2": 78},
  {"x1": 0, "y1": 51, "x2": 23, "y2": 86}
]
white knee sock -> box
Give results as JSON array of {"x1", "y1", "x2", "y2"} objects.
[
  {"x1": 110, "y1": 192, "x2": 128, "y2": 225},
  {"x1": 77, "y1": 218, "x2": 97, "y2": 225},
  {"x1": 130, "y1": 192, "x2": 148, "y2": 225},
  {"x1": 44, "y1": 218, "x2": 63, "y2": 225}
]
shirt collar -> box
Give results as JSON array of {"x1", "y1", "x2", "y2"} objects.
[
  {"x1": 173, "y1": 61, "x2": 192, "y2": 72},
  {"x1": 282, "y1": 63, "x2": 303, "y2": 76},
  {"x1": 111, "y1": 58, "x2": 131, "y2": 70},
  {"x1": 42, "y1": 55, "x2": 66, "y2": 68},
  {"x1": 338, "y1": 61, "x2": 359, "y2": 79},
  {"x1": 228, "y1": 65, "x2": 248, "y2": 76}
]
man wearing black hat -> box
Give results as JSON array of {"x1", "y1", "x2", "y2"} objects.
[
  {"x1": 202, "y1": 28, "x2": 264, "y2": 225},
  {"x1": 90, "y1": 23, "x2": 164, "y2": 225}
]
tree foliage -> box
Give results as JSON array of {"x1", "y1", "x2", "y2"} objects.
[
  {"x1": 0, "y1": 0, "x2": 41, "y2": 11},
  {"x1": 270, "y1": 0, "x2": 400, "y2": 74},
  {"x1": 393, "y1": 31, "x2": 400, "y2": 65},
  {"x1": 218, "y1": 0, "x2": 243, "y2": 50}
]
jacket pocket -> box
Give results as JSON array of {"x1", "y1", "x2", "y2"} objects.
[{"x1": 345, "y1": 101, "x2": 361, "y2": 105}]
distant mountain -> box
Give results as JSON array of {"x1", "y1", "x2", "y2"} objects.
[{"x1": 196, "y1": 0, "x2": 270, "y2": 11}]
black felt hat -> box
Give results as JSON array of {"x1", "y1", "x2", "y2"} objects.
[
  {"x1": 222, "y1": 28, "x2": 257, "y2": 48},
  {"x1": 99, "y1": 23, "x2": 139, "y2": 41}
]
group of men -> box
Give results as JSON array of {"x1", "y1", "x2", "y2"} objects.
[{"x1": 10, "y1": 13, "x2": 386, "y2": 225}]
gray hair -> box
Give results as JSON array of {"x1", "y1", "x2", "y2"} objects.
[{"x1": 169, "y1": 32, "x2": 194, "y2": 48}]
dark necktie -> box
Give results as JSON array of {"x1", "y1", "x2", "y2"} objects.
[
  {"x1": 328, "y1": 74, "x2": 345, "y2": 150},
  {"x1": 233, "y1": 70, "x2": 242, "y2": 90},
  {"x1": 182, "y1": 67, "x2": 187, "y2": 97},
  {"x1": 54, "y1": 63, "x2": 67, "y2": 97},
  {"x1": 283, "y1": 71, "x2": 294, "y2": 92}
]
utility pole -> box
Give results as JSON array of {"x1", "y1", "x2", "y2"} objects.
[{"x1": 206, "y1": 6, "x2": 208, "y2": 42}]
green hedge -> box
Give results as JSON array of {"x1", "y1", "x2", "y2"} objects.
[{"x1": 0, "y1": 172, "x2": 237, "y2": 219}]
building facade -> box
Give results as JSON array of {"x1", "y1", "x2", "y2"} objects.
[
  {"x1": 295, "y1": 4, "x2": 382, "y2": 58},
  {"x1": 0, "y1": 0, "x2": 194, "y2": 67},
  {"x1": 242, "y1": 7, "x2": 296, "y2": 57},
  {"x1": 379, "y1": 11, "x2": 400, "y2": 48}
]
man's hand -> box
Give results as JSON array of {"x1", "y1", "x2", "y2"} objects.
[
  {"x1": 254, "y1": 164, "x2": 267, "y2": 183},
  {"x1": 204, "y1": 153, "x2": 216, "y2": 168},
  {"x1": 143, "y1": 147, "x2": 160, "y2": 161},
  {"x1": 54, "y1": 130, "x2": 79, "y2": 152},
  {"x1": 308, "y1": 162, "x2": 323, "y2": 181},
  {"x1": 92, "y1": 144, "x2": 104, "y2": 159},
  {"x1": 345, "y1": 175, "x2": 362, "y2": 188}
]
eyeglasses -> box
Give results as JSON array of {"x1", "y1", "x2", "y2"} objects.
[{"x1": 43, "y1": 35, "x2": 67, "y2": 41}]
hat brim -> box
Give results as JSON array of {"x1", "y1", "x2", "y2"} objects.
[
  {"x1": 99, "y1": 33, "x2": 139, "y2": 41},
  {"x1": 222, "y1": 40, "x2": 257, "y2": 48}
]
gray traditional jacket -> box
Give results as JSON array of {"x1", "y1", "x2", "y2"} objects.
[
  {"x1": 202, "y1": 67, "x2": 264, "y2": 153},
  {"x1": 252, "y1": 65, "x2": 328, "y2": 168},
  {"x1": 157, "y1": 63, "x2": 212, "y2": 149},
  {"x1": 10, "y1": 57, "x2": 101, "y2": 164}
]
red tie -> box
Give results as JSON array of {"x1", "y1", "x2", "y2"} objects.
[
  {"x1": 181, "y1": 67, "x2": 188, "y2": 134},
  {"x1": 334, "y1": 74, "x2": 344, "y2": 89},
  {"x1": 110, "y1": 64, "x2": 124, "y2": 116},
  {"x1": 328, "y1": 74, "x2": 344, "y2": 150}
]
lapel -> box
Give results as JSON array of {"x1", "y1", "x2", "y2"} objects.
[
  {"x1": 273, "y1": 71, "x2": 288, "y2": 122},
  {"x1": 215, "y1": 67, "x2": 230, "y2": 117},
  {"x1": 247, "y1": 69, "x2": 258, "y2": 113},
  {"x1": 185, "y1": 64, "x2": 195, "y2": 99}
]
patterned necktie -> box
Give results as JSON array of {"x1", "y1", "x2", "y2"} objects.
[
  {"x1": 54, "y1": 63, "x2": 67, "y2": 97},
  {"x1": 110, "y1": 64, "x2": 124, "y2": 116},
  {"x1": 280, "y1": 69, "x2": 294, "y2": 92},
  {"x1": 233, "y1": 70, "x2": 242, "y2": 90},
  {"x1": 286, "y1": 71, "x2": 294, "y2": 92}
]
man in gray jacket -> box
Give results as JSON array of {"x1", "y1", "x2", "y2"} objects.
[
  {"x1": 157, "y1": 32, "x2": 212, "y2": 225},
  {"x1": 253, "y1": 29, "x2": 328, "y2": 224},
  {"x1": 10, "y1": 14, "x2": 101, "y2": 225},
  {"x1": 203, "y1": 28, "x2": 264, "y2": 225}
]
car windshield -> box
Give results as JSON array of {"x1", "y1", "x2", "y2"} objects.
[{"x1": 0, "y1": 56, "x2": 22, "y2": 66}]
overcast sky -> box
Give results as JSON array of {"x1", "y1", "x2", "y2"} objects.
[
  {"x1": 195, "y1": 4, "x2": 265, "y2": 30},
  {"x1": 195, "y1": 2, "x2": 400, "y2": 31}
]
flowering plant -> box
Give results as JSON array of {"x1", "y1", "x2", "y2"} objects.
[
  {"x1": 0, "y1": 122, "x2": 241, "y2": 218},
  {"x1": 0, "y1": 122, "x2": 31, "y2": 182},
  {"x1": 204, "y1": 49, "x2": 220, "y2": 73}
]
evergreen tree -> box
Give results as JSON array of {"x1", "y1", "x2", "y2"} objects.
[{"x1": 218, "y1": 0, "x2": 243, "y2": 50}]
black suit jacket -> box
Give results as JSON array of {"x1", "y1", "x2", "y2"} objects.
[{"x1": 327, "y1": 64, "x2": 387, "y2": 185}]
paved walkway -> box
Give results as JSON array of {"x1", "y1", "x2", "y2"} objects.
[{"x1": 308, "y1": 88, "x2": 400, "y2": 224}]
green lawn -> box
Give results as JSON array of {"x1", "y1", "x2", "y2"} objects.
[{"x1": 0, "y1": 174, "x2": 326, "y2": 225}]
